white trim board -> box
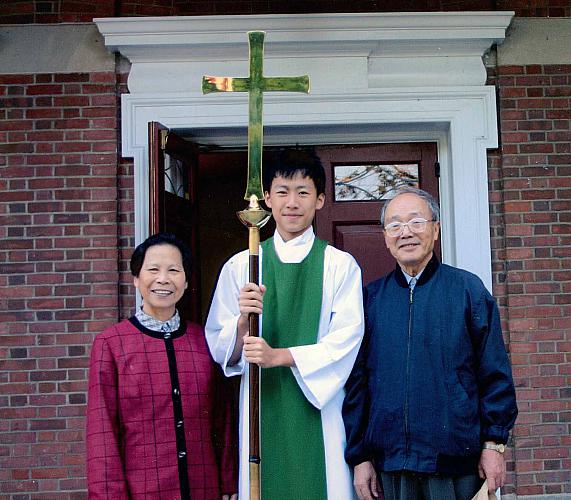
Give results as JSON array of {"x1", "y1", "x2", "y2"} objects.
[{"x1": 95, "y1": 12, "x2": 515, "y2": 291}]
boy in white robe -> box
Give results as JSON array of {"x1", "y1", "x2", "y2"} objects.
[{"x1": 205, "y1": 149, "x2": 364, "y2": 499}]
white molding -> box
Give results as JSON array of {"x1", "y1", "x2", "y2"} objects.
[
  {"x1": 95, "y1": 12, "x2": 513, "y2": 90},
  {"x1": 95, "y1": 12, "x2": 514, "y2": 291},
  {"x1": 120, "y1": 86, "x2": 498, "y2": 289},
  {"x1": 94, "y1": 12, "x2": 514, "y2": 52}
]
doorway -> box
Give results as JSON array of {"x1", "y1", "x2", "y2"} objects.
[
  {"x1": 149, "y1": 125, "x2": 440, "y2": 322},
  {"x1": 197, "y1": 142, "x2": 439, "y2": 320}
]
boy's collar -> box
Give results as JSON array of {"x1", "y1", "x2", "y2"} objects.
[{"x1": 274, "y1": 226, "x2": 314, "y2": 246}]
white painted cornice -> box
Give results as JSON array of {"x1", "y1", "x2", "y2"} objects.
[
  {"x1": 94, "y1": 12, "x2": 514, "y2": 52},
  {"x1": 95, "y1": 12, "x2": 514, "y2": 89}
]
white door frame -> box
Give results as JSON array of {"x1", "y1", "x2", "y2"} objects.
[{"x1": 95, "y1": 12, "x2": 514, "y2": 290}]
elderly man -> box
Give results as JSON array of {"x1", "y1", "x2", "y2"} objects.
[{"x1": 343, "y1": 187, "x2": 517, "y2": 500}]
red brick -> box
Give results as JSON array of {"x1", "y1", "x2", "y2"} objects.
[
  {"x1": 518, "y1": 119, "x2": 554, "y2": 131},
  {"x1": 530, "y1": 375, "x2": 567, "y2": 388},
  {"x1": 515, "y1": 75, "x2": 552, "y2": 86},
  {"x1": 29, "y1": 419, "x2": 66, "y2": 431},
  {"x1": 89, "y1": 72, "x2": 116, "y2": 84},
  {"x1": 1, "y1": 120, "x2": 32, "y2": 132},
  {"x1": 546, "y1": 87, "x2": 571, "y2": 97},
  {"x1": 90, "y1": 118, "x2": 117, "y2": 129},
  {"x1": 501, "y1": 87, "x2": 526, "y2": 98},
  {"x1": 502, "y1": 131, "x2": 529, "y2": 143},
  {"x1": 0, "y1": 75, "x2": 33, "y2": 85},
  {"x1": 547, "y1": 109, "x2": 571, "y2": 119},
  {"x1": 26, "y1": 85, "x2": 64, "y2": 96},
  {"x1": 550, "y1": 155, "x2": 571, "y2": 165},
  {"x1": 52, "y1": 96, "x2": 90, "y2": 107},
  {"x1": 534, "y1": 447, "x2": 571, "y2": 459},
  {"x1": 529, "y1": 353, "x2": 566, "y2": 364},
  {"x1": 498, "y1": 66, "x2": 525, "y2": 76},
  {"x1": 54, "y1": 142, "x2": 92, "y2": 153},
  {"x1": 520, "y1": 143, "x2": 554, "y2": 154},
  {"x1": 90, "y1": 94, "x2": 116, "y2": 106},
  {"x1": 501, "y1": 110, "x2": 526, "y2": 120},
  {"x1": 54, "y1": 119, "x2": 90, "y2": 129}
]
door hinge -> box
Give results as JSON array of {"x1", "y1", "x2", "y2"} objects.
[{"x1": 160, "y1": 129, "x2": 169, "y2": 151}]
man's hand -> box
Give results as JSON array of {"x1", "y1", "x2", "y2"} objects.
[
  {"x1": 353, "y1": 461, "x2": 382, "y2": 500},
  {"x1": 243, "y1": 336, "x2": 294, "y2": 368},
  {"x1": 222, "y1": 494, "x2": 237, "y2": 500},
  {"x1": 237, "y1": 283, "x2": 266, "y2": 335},
  {"x1": 478, "y1": 448, "x2": 506, "y2": 492},
  {"x1": 229, "y1": 283, "x2": 266, "y2": 366}
]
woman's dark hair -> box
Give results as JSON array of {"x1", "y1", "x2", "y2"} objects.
[
  {"x1": 130, "y1": 232, "x2": 192, "y2": 279},
  {"x1": 263, "y1": 147, "x2": 326, "y2": 195}
]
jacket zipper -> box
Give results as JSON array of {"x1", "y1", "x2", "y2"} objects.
[{"x1": 404, "y1": 284, "x2": 414, "y2": 465}]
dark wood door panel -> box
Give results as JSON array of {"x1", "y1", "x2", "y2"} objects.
[
  {"x1": 334, "y1": 224, "x2": 392, "y2": 286},
  {"x1": 315, "y1": 142, "x2": 439, "y2": 284},
  {"x1": 148, "y1": 122, "x2": 201, "y2": 323}
]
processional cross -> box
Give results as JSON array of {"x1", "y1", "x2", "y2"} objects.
[{"x1": 202, "y1": 31, "x2": 310, "y2": 500}]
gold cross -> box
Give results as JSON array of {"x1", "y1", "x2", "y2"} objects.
[{"x1": 202, "y1": 31, "x2": 310, "y2": 202}]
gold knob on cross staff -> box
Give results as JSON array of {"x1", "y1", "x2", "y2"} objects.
[{"x1": 237, "y1": 195, "x2": 271, "y2": 229}]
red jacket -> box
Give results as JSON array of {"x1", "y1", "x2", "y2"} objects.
[{"x1": 86, "y1": 318, "x2": 237, "y2": 499}]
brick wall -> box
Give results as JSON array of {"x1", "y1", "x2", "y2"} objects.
[
  {"x1": 1, "y1": 2, "x2": 570, "y2": 499},
  {"x1": 0, "y1": 0, "x2": 569, "y2": 22},
  {"x1": 0, "y1": 71, "x2": 121, "y2": 498},
  {"x1": 117, "y1": 156, "x2": 136, "y2": 319},
  {"x1": 114, "y1": 70, "x2": 137, "y2": 321},
  {"x1": 1, "y1": 64, "x2": 568, "y2": 498},
  {"x1": 494, "y1": 63, "x2": 571, "y2": 496}
]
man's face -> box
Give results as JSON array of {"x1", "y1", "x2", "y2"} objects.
[
  {"x1": 383, "y1": 193, "x2": 440, "y2": 274},
  {"x1": 264, "y1": 173, "x2": 325, "y2": 242}
]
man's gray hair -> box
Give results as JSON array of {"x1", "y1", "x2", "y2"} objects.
[{"x1": 380, "y1": 186, "x2": 441, "y2": 227}]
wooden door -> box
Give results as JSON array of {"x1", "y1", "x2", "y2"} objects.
[
  {"x1": 314, "y1": 143, "x2": 440, "y2": 286},
  {"x1": 148, "y1": 122, "x2": 201, "y2": 322}
]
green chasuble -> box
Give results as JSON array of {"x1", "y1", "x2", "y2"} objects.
[{"x1": 260, "y1": 236, "x2": 328, "y2": 499}]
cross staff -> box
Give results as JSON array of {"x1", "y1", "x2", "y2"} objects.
[
  {"x1": 202, "y1": 31, "x2": 310, "y2": 500},
  {"x1": 203, "y1": 30, "x2": 310, "y2": 202}
]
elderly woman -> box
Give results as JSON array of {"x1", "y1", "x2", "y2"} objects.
[{"x1": 86, "y1": 233, "x2": 237, "y2": 499}]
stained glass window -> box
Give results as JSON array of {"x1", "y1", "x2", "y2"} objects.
[
  {"x1": 334, "y1": 164, "x2": 419, "y2": 202},
  {"x1": 164, "y1": 155, "x2": 188, "y2": 199}
]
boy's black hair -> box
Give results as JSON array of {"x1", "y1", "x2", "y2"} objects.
[
  {"x1": 130, "y1": 232, "x2": 192, "y2": 279},
  {"x1": 263, "y1": 148, "x2": 326, "y2": 196}
]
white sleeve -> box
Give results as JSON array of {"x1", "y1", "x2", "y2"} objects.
[
  {"x1": 289, "y1": 249, "x2": 364, "y2": 409},
  {"x1": 204, "y1": 251, "x2": 249, "y2": 377}
]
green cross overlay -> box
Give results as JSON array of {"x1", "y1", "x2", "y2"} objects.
[{"x1": 202, "y1": 31, "x2": 310, "y2": 202}]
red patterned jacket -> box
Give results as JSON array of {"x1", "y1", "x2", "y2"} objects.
[{"x1": 87, "y1": 318, "x2": 237, "y2": 499}]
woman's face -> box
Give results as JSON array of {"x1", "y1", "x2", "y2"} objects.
[{"x1": 133, "y1": 243, "x2": 188, "y2": 322}]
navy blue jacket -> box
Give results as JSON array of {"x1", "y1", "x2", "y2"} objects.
[{"x1": 343, "y1": 256, "x2": 517, "y2": 475}]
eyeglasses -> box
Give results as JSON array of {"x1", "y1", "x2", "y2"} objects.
[{"x1": 384, "y1": 218, "x2": 436, "y2": 237}]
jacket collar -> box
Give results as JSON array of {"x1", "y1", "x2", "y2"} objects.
[
  {"x1": 394, "y1": 254, "x2": 440, "y2": 288},
  {"x1": 128, "y1": 316, "x2": 187, "y2": 340}
]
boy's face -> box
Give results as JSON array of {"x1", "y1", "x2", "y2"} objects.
[{"x1": 264, "y1": 173, "x2": 325, "y2": 242}]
